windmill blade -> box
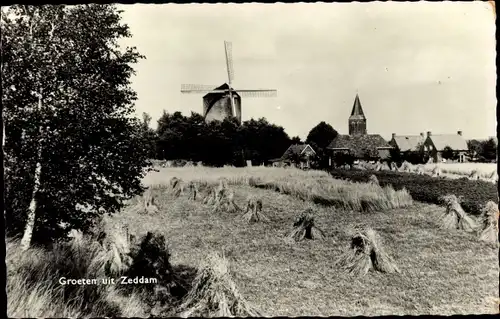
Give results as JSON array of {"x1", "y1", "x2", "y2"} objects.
[
  {"x1": 182, "y1": 89, "x2": 231, "y2": 94},
  {"x1": 181, "y1": 84, "x2": 219, "y2": 91},
  {"x1": 234, "y1": 89, "x2": 278, "y2": 98},
  {"x1": 224, "y1": 41, "x2": 234, "y2": 84}
]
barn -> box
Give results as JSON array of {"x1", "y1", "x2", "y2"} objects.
[
  {"x1": 272, "y1": 144, "x2": 316, "y2": 169},
  {"x1": 423, "y1": 131, "x2": 469, "y2": 163},
  {"x1": 389, "y1": 133, "x2": 425, "y2": 155}
]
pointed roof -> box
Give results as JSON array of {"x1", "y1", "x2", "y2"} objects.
[
  {"x1": 391, "y1": 135, "x2": 425, "y2": 152},
  {"x1": 427, "y1": 134, "x2": 468, "y2": 151},
  {"x1": 281, "y1": 143, "x2": 316, "y2": 160},
  {"x1": 349, "y1": 94, "x2": 366, "y2": 120},
  {"x1": 202, "y1": 83, "x2": 240, "y2": 99}
]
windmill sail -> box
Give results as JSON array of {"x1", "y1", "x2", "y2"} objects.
[
  {"x1": 224, "y1": 41, "x2": 234, "y2": 84},
  {"x1": 180, "y1": 41, "x2": 277, "y2": 124}
]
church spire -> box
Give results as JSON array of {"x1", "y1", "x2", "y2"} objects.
[
  {"x1": 350, "y1": 93, "x2": 365, "y2": 119},
  {"x1": 348, "y1": 93, "x2": 367, "y2": 135}
]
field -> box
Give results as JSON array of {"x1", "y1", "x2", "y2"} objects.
[
  {"x1": 7, "y1": 166, "x2": 499, "y2": 316},
  {"x1": 329, "y1": 169, "x2": 498, "y2": 216},
  {"x1": 423, "y1": 162, "x2": 497, "y2": 179},
  {"x1": 132, "y1": 167, "x2": 498, "y2": 315}
]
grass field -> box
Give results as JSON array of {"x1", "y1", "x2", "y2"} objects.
[{"x1": 7, "y1": 166, "x2": 499, "y2": 317}]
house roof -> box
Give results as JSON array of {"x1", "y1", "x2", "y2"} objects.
[
  {"x1": 427, "y1": 134, "x2": 468, "y2": 151},
  {"x1": 391, "y1": 135, "x2": 424, "y2": 152},
  {"x1": 281, "y1": 144, "x2": 316, "y2": 160},
  {"x1": 349, "y1": 94, "x2": 366, "y2": 120},
  {"x1": 327, "y1": 134, "x2": 393, "y2": 158}
]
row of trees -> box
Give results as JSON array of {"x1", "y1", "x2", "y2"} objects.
[
  {"x1": 145, "y1": 110, "x2": 497, "y2": 167},
  {"x1": 141, "y1": 110, "x2": 340, "y2": 169},
  {"x1": 149, "y1": 111, "x2": 303, "y2": 167}
]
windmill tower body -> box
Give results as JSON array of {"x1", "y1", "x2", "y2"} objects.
[{"x1": 203, "y1": 83, "x2": 242, "y2": 123}]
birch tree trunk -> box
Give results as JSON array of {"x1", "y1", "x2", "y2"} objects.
[{"x1": 20, "y1": 94, "x2": 44, "y2": 251}]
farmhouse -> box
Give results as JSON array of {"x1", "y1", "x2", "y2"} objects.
[
  {"x1": 272, "y1": 143, "x2": 316, "y2": 169},
  {"x1": 423, "y1": 131, "x2": 469, "y2": 163},
  {"x1": 389, "y1": 133, "x2": 425, "y2": 154},
  {"x1": 327, "y1": 94, "x2": 393, "y2": 165}
]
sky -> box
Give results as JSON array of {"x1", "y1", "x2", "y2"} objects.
[{"x1": 117, "y1": 1, "x2": 497, "y2": 141}]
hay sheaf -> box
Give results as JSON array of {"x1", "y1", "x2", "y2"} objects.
[
  {"x1": 203, "y1": 180, "x2": 240, "y2": 213},
  {"x1": 469, "y1": 170, "x2": 480, "y2": 180},
  {"x1": 286, "y1": 208, "x2": 326, "y2": 242},
  {"x1": 431, "y1": 166, "x2": 442, "y2": 177},
  {"x1": 171, "y1": 177, "x2": 186, "y2": 197},
  {"x1": 187, "y1": 181, "x2": 199, "y2": 201},
  {"x1": 486, "y1": 170, "x2": 497, "y2": 180},
  {"x1": 335, "y1": 227, "x2": 400, "y2": 276},
  {"x1": 126, "y1": 232, "x2": 190, "y2": 310},
  {"x1": 368, "y1": 174, "x2": 380, "y2": 186},
  {"x1": 414, "y1": 164, "x2": 425, "y2": 175},
  {"x1": 88, "y1": 224, "x2": 135, "y2": 277},
  {"x1": 240, "y1": 197, "x2": 269, "y2": 223},
  {"x1": 144, "y1": 190, "x2": 159, "y2": 214},
  {"x1": 380, "y1": 162, "x2": 391, "y2": 171},
  {"x1": 400, "y1": 161, "x2": 413, "y2": 173},
  {"x1": 438, "y1": 194, "x2": 478, "y2": 232},
  {"x1": 203, "y1": 186, "x2": 218, "y2": 205},
  {"x1": 390, "y1": 162, "x2": 400, "y2": 172},
  {"x1": 177, "y1": 252, "x2": 261, "y2": 318},
  {"x1": 212, "y1": 187, "x2": 241, "y2": 213},
  {"x1": 478, "y1": 201, "x2": 499, "y2": 244}
]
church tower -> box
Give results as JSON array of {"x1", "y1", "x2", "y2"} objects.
[{"x1": 348, "y1": 94, "x2": 367, "y2": 135}]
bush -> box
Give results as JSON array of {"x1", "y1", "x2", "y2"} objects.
[{"x1": 329, "y1": 169, "x2": 497, "y2": 215}]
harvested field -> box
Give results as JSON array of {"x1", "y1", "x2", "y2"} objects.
[
  {"x1": 7, "y1": 166, "x2": 498, "y2": 317},
  {"x1": 109, "y1": 167, "x2": 498, "y2": 316},
  {"x1": 329, "y1": 169, "x2": 498, "y2": 216},
  {"x1": 423, "y1": 163, "x2": 497, "y2": 179}
]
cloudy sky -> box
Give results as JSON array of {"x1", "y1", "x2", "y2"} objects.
[{"x1": 117, "y1": 1, "x2": 496, "y2": 141}]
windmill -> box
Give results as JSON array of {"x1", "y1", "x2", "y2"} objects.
[{"x1": 181, "y1": 41, "x2": 277, "y2": 124}]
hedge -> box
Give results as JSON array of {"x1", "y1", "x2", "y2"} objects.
[{"x1": 329, "y1": 169, "x2": 498, "y2": 216}]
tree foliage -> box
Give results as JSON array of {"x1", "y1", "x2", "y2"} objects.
[
  {"x1": 154, "y1": 113, "x2": 292, "y2": 166},
  {"x1": 466, "y1": 138, "x2": 497, "y2": 162},
  {"x1": 480, "y1": 138, "x2": 497, "y2": 161},
  {"x1": 2, "y1": 4, "x2": 149, "y2": 245},
  {"x1": 305, "y1": 121, "x2": 338, "y2": 169},
  {"x1": 441, "y1": 146, "x2": 456, "y2": 161}
]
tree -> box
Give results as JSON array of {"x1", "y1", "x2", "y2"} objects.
[
  {"x1": 467, "y1": 139, "x2": 482, "y2": 159},
  {"x1": 140, "y1": 112, "x2": 157, "y2": 159},
  {"x1": 290, "y1": 136, "x2": 302, "y2": 144},
  {"x1": 156, "y1": 111, "x2": 190, "y2": 160},
  {"x1": 480, "y1": 138, "x2": 497, "y2": 162},
  {"x1": 442, "y1": 146, "x2": 456, "y2": 161},
  {"x1": 389, "y1": 147, "x2": 402, "y2": 165},
  {"x1": 2, "y1": 4, "x2": 149, "y2": 248},
  {"x1": 306, "y1": 121, "x2": 338, "y2": 150},
  {"x1": 332, "y1": 152, "x2": 354, "y2": 168},
  {"x1": 240, "y1": 117, "x2": 291, "y2": 165},
  {"x1": 306, "y1": 121, "x2": 338, "y2": 169}
]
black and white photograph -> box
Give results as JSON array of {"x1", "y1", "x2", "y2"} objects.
[{"x1": 3, "y1": 1, "x2": 498, "y2": 317}]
